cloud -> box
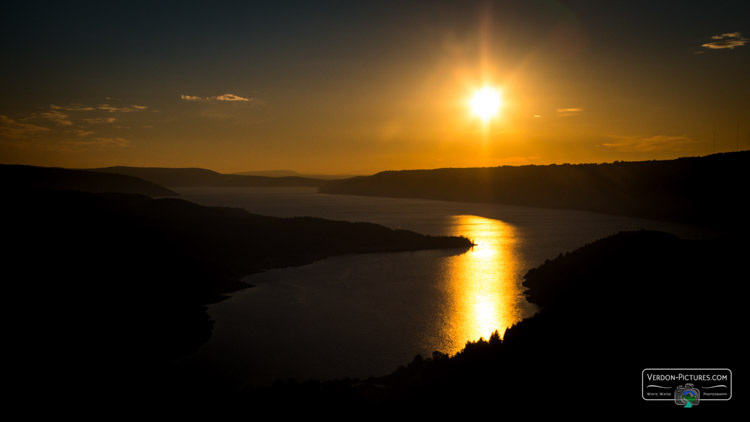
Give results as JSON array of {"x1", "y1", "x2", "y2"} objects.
[
  {"x1": 46, "y1": 102, "x2": 150, "y2": 115},
  {"x1": 98, "y1": 104, "x2": 136, "y2": 113},
  {"x1": 214, "y1": 93, "x2": 250, "y2": 102},
  {"x1": 556, "y1": 108, "x2": 582, "y2": 117},
  {"x1": 83, "y1": 117, "x2": 117, "y2": 124},
  {"x1": 21, "y1": 109, "x2": 74, "y2": 126},
  {"x1": 702, "y1": 32, "x2": 748, "y2": 50},
  {"x1": 97, "y1": 103, "x2": 151, "y2": 113},
  {"x1": 601, "y1": 135, "x2": 695, "y2": 153},
  {"x1": 0, "y1": 115, "x2": 52, "y2": 139},
  {"x1": 1, "y1": 99, "x2": 150, "y2": 149},
  {"x1": 38, "y1": 110, "x2": 73, "y2": 126},
  {"x1": 23, "y1": 101, "x2": 145, "y2": 129},
  {"x1": 181, "y1": 93, "x2": 253, "y2": 102},
  {"x1": 50, "y1": 104, "x2": 96, "y2": 111}
]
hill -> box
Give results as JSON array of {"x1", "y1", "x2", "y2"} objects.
[
  {"x1": 234, "y1": 169, "x2": 360, "y2": 180},
  {"x1": 320, "y1": 151, "x2": 750, "y2": 227},
  {"x1": 249, "y1": 230, "x2": 743, "y2": 413},
  {"x1": 90, "y1": 166, "x2": 329, "y2": 187},
  {"x1": 3, "y1": 186, "x2": 471, "y2": 404},
  {"x1": 0, "y1": 164, "x2": 178, "y2": 196}
]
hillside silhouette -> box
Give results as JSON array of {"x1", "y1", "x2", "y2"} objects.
[
  {"x1": 4, "y1": 186, "x2": 470, "y2": 405},
  {"x1": 0, "y1": 164, "x2": 178, "y2": 196},
  {"x1": 90, "y1": 166, "x2": 328, "y2": 187},
  {"x1": 321, "y1": 151, "x2": 750, "y2": 227},
  {"x1": 247, "y1": 230, "x2": 742, "y2": 413},
  {"x1": 234, "y1": 169, "x2": 359, "y2": 180},
  {"x1": 6, "y1": 161, "x2": 741, "y2": 413}
]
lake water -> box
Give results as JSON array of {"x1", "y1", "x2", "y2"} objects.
[{"x1": 170, "y1": 187, "x2": 714, "y2": 389}]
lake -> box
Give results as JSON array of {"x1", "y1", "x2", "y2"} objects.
[{"x1": 170, "y1": 187, "x2": 714, "y2": 389}]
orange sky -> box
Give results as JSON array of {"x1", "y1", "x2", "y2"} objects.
[{"x1": 1, "y1": 1, "x2": 748, "y2": 174}]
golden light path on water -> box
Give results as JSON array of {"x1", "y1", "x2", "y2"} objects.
[{"x1": 431, "y1": 215, "x2": 536, "y2": 356}]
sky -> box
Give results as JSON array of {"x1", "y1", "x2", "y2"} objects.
[{"x1": 1, "y1": 0, "x2": 749, "y2": 174}]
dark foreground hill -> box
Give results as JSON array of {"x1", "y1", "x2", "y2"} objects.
[
  {"x1": 3, "y1": 187, "x2": 470, "y2": 406},
  {"x1": 321, "y1": 151, "x2": 750, "y2": 227},
  {"x1": 0, "y1": 164, "x2": 178, "y2": 196},
  {"x1": 249, "y1": 230, "x2": 743, "y2": 414},
  {"x1": 90, "y1": 166, "x2": 328, "y2": 187}
]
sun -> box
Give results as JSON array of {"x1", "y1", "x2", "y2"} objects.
[{"x1": 470, "y1": 86, "x2": 502, "y2": 121}]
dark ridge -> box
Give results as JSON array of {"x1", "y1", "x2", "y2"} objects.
[
  {"x1": 234, "y1": 169, "x2": 360, "y2": 180},
  {"x1": 3, "y1": 187, "x2": 471, "y2": 405},
  {"x1": 89, "y1": 166, "x2": 228, "y2": 187},
  {"x1": 218, "y1": 175, "x2": 327, "y2": 187},
  {"x1": 320, "y1": 151, "x2": 750, "y2": 228},
  {"x1": 234, "y1": 169, "x2": 303, "y2": 177},
  {"x1": 0, "y1": 164, "x2": 178, "y2": 196},
  {"x1": 246, "y1": 230, "x2": 743, "y2": 414},
  {"x1": 89, "y1": 166, "x2": 329, "y2": 187}
]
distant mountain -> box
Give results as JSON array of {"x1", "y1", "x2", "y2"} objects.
[
  {"x1": 234, "y1": 169, "x2": 360, "y2": 180},
  {"x1": 233, "y1": 170, "x2": 302, "y2": 177},
  {"x1": 220, "y1": 175, "x2": 327, "y2": 187},
  {"x1": 0, "y1": 164, "x2": 178, "y2": 196},
  {"x1": 89, "y1": 166, "x2": 228, "y2": 187},
  {"x1": 321, "y1": 151, "x2": 750, "y2": 227},
  {"x1": 90, "y1": 166, "x2": 329, "y2": 187}
]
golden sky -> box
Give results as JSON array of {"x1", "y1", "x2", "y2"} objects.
[{"x1": 1, "y1": 1, "x2": 748, "y2": 174}]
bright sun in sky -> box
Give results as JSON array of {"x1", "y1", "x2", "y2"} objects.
[{"x1": 470, "y1": 86, "x2": 502, "y2": 122}]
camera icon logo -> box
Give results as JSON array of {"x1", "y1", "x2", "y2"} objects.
[{"x1": 674, "y1": 383, "x2": 700, "y2": 408}]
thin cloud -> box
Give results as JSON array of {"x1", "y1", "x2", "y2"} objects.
[
  {"x1": 28, "y1": 102, "x2": 145, "y2": 128},
  {"x1": 702, "y1": 32, "x2": 747, "y2": 50},
  {"x1": 98, "y1": 104, "x2": 136, "y2": 113},
  {"x1": 214, "y1": 93, "x2": 250, "y2": 102},
  {"x1": 39, "y1": 110, "x2": 73, "y2": 126},
  {"x1": 557, "y1": 108, "x2": 582, "y2": 117},
  {"x1": 601, "y1": 135, "x2": 695, "y2": 153},
  {"x1": 47, "y1": 102, "x2": 149, "y2": 114},
  {"x1": 83, "y1": 117, "x2": 117, "y2": 124},
  {"x1": 181, "y1": 93, "x2": 253, "y2": 102},
  {"x1": 50, "y1": 104, "x2": 96, "y2": 111},
  {"x1": 2, "y1": 100, "x2": 149, "y2": 147},
  {"x1": 0, "y1": 114, "x2": 51, "y2": 139},
  {"x1": 23, "y1": 109, "x2": 73, "y2": 126}
]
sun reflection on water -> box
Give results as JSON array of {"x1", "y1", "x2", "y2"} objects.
[{"x1": 435, "y1": 215, "x2": 535, "y2": 355}]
